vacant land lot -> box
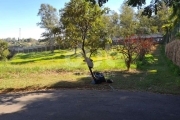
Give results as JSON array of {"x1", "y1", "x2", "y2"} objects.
[{"x1": 0, "y1": 45, "x2": 180, "y2": 94}]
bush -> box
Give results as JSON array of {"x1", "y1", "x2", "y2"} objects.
[
  {"x1": 175, "y1": 32, "x2": 180, "y2": 39},
  {"x1": 0, "y1": 40, "x2": 10, "y2": 61},
  {"x1": 167, "y1": 59, "x2": 180, "y2": 75}
]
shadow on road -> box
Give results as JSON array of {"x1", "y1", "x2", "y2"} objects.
[{"x1": 0, "y1": 90, "x2": 180, "y2": 120}]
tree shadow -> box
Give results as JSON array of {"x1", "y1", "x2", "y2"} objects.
[
  {"x1": 1, "y1": 78, "x2": 180, "y2": 120},
  {"x1": 47, "y1": 70, "x2": 146, "y2": 91}
]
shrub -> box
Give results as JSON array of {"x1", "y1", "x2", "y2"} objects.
[{"x1": 0, "y1": 40, "x2": 10, "y2": 61}]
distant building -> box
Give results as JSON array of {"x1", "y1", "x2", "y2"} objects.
[{"x1": 112, "y1": 34, "x2": 163, "y2": 45}]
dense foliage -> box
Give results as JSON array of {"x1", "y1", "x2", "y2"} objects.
[{"x1": 0, "y1": 40, "x2": 10, "y2": 60}]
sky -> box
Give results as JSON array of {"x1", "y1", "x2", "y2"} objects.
[{"x1": 0, "y1": 0, "x2": 150, "y2": 40}]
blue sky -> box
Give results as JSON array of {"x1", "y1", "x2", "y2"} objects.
[{"x1": 0, "y1": 0, "x2": 150, "y2": 40}]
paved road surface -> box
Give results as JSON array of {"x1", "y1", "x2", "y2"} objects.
[{"x1": 0, "y1": 90, "x2": 180, "y2": 120}]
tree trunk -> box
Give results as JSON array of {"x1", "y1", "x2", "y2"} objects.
[
  {"x1": 125, "y1": 60, "x2": 131, "y2": 71},
  {"x1": 82, "y1": 47, "x2": 96, "y2": 81},
  {"x1": 88, "y1": 66, "x2": 96, "y2": 80},
  {"x1": 50, "y1": 35, "x2": 55, "y2": 53},
  {"x1": 81, "y1": 31, "x2": 96, "y2": 81},
  {"x1": 126, "y1": 54, "x2": 132, "y2": 71},
  {"x1": 139, "y1": 49, "x2": 145, "y2": 61}
]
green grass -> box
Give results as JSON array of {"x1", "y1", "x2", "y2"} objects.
[
  {"x1": 114, "y1": 45, "x2": 180, "y2": 94},
  {"x1": 0, "y1": 46, "x2": 180, "y2": 94},
  {"x1": 0, "y1": 49, "x2": 128, "y2": 93},
  {"x1": 5, "y1": 49, "x2": 127, "y2": 72}
]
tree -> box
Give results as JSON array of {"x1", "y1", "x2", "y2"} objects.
[
  {"x1": 90, "y1": 0, "x2": 179, "y2": 26},
  {"x1": 86, "y1": 0, "x2": 108, "y2": 6},
  {"x1": 136, "y1": 36, "x2": 154, "y2": 61},
  {"x1": 60, "y1": 0, "x2": 109, "y2": 81},
  {"x1": 37, "y1": 4, "x2": 59, "y2": 53},
  {"x1": 127, "y1": 0, "x2": 173, "y2": 15},
  {"x1": 116, "y1": 4, "x2": 154, "y2": 70},
  {"x1": 117, "y1": 35, "x2": 154, "y2": 71},
  {"x1": 151, "y1": 2, "x2": 170, "y2": 34},
  {"x1": 117, "y1": 36, "x2": 139, "y2": 71},
  {"x1": 59, "y1": 18, "x2": 82, "y2": 54},
  {"x1": 136, "y1": 10, "x2": 154, "y2": 34},
  {"x1": 169, "y1": 0, "x2": 180, "y2": 26},
  {"x1": 103, "y1": 11, "x2": 120, "y2": 38},
  {"x1": 115, "y1": 4, "x2": 138, "y2": 71},
  {"x1": 86, "y1": 20, "x2": 111, "y2": 57},
  {"x1": 119, "y1": 4, "x2": 136, "y2": 37},
  {"x1": 127, "y1": 0, "x2": 180, "y2": 28},
  {"x1": 0, "y1": 40, "x2": 10, "y2": 61}
]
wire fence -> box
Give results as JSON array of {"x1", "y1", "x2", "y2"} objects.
[{"x1": 9, "y1": 45, "x2": 61, "y2": 54}]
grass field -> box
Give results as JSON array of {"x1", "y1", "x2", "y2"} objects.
[{"x1": 0, "y1": 45, "x2": 180, "y2": 94}]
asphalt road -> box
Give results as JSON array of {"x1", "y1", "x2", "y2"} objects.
[{"x1": 0, "y1": 90, "x2": 180, "y2": 120}]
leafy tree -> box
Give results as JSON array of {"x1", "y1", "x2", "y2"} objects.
[
  {"x1": 151, "y1": 2, "x2": 170, "y2": 34},
  {"x1": 136, "y1": 10, "x2": 154, "y2": 34},
  {"x1": 60, "y1": 0, "x2": 109, "y2": 80},
  {"x1": 117, "y1": 36, "x2": 139, "y2": 71},
  {"x1": 169, "y1": 0, "x2": 180, "y2": 26},
  {"x1": 103, "y1": 11, "x2": 120, "y2": 38},
  {"x1": 119, "y1": 4, "x2": 136, "y2": 37},
  {"x1": 37, "y1": 4, "x2": 59, "y2": 53},
  {"x1": 115, "y1": 4, "x2": 137, "y2": 71},
  {"x1": 58, "y1": 17, "x2": 82, "y2": 54},
  {"x1": 86, "y1": 0, "x2": 166, "y2": 13},
  {"x1": 91, "y1": 0, "x2": 179, "y2": 27},
  {"x1": 135, "y1": 7, "x2": 169, "y2": 34},
  {"x1": 86, "y1": 0, "x2": 108, "y2": 6},
  {"x1": 116, "y1": 4, "x2": 154, "y2": 70},
  {"x1": 127, "y1": 0, "x2": 173, "y2": 16},
  {"x1": 0, "y1": 40, "x2": 10, "y2": 61},
  {"x1": 86, "y1": 20, "x2": 111, "y2": 57},
  {"x1": 137, "y1": 36, "x2": 154, "y2": 61},
  {"x1": 117, "y1": 35, "x2": 154, "y2": 71},
  {"x1": 127, "y1": 0, "x2": 180, "y2": 27}
]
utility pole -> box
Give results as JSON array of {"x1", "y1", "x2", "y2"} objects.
[{"x1": 18, "y1": 28, "x2": 21, "y2": 41}]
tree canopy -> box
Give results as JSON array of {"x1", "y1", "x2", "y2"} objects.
[
  {"x1": 37, "y1": 4, "x2": 59, "y2": 30},
  {"x1": 89, "y1": 0, "x2": 179, "y2": 22},
  {"x1": 37, "y1": 4, "x2": 60, "y2": 53},
  {"x1": 119, "y1": 4, "x2": 136, "y2": 37},
  {"x1": 86, "y1": 0, "x2": 108, "y2": 6}
]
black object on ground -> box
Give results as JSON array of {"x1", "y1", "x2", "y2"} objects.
[{"x1": 93, "y1": 72, "x2": 113, "y2": 84}]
